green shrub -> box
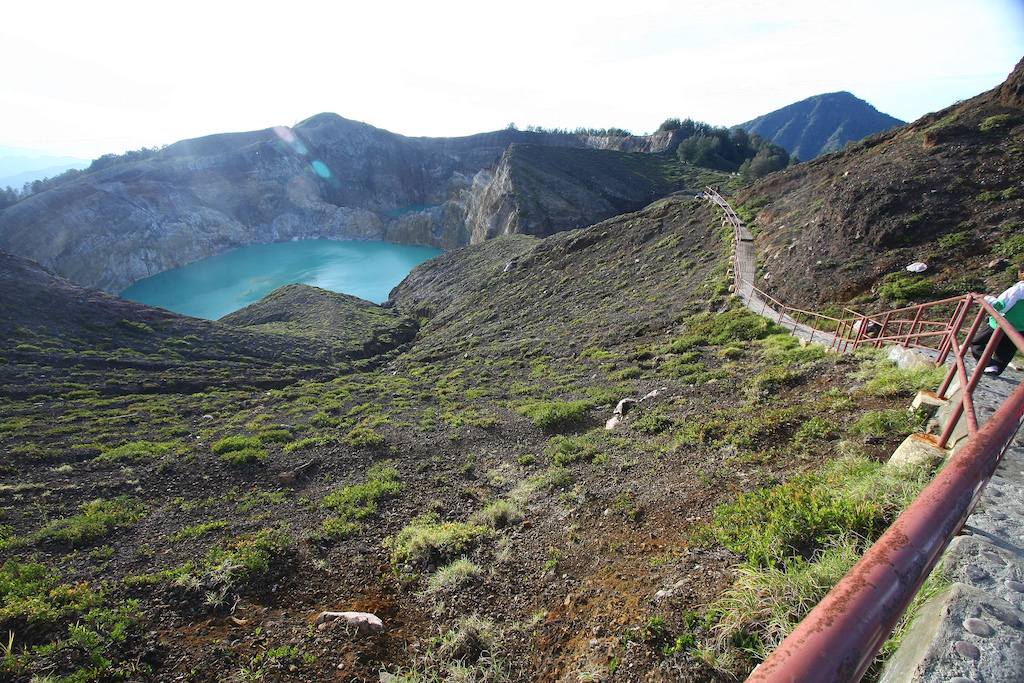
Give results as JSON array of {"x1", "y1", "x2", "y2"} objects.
[
  {"x1": 284, "y1": 434, "x2": 340, "y2": 452},
  {"x1": 211, "y1": 435, "x2": 260, "y2": 455},
  {"x1": 470, "y1": 499, "x2": 525, "y2": 528},
  {"x1": 0, "y1": 418, "x2": 32, "y2": 432},
  {"x1": 519, "y1": 400, "x2": 592, "y2": 430},
  {"x1": 633, "y1": 408, "x2": 675, "y2": 434},
  {"x1": 706, "y1": 456, "x2": 928, "y2": 567},
  {"x1": 702, "y1": 306, "x2": 785, "y2": 344},
  {"x1": 794, "y1": 417, "x2": 840, "y2": 443},
  {"x1": 64, "y1": 389, "x2": 99, "y2": 400},
  {"x1": 258, "y1": 429, "x2": 294, "y2": 445},
  {"x1": 852, "y1": 349, "x2": 947, "y2": 396},
  {"x1": 424, "y1": 558, "x2": 482, "y2": 593},
  {"x1": 513, "y1": 468, "x2": 572, "y2": 498},
  {"x1": 749, "y1": 365, "x2": 799, "y2": 395},
  {"x1": 712, "y1": 535, "x2": 864, "y2": 662},
  {"x1": 757, "y1": 334, "x2": 827, "y2": 363},
  {"x1": 116, "y1": 319, "x2": 154, "y2": 336},
  {"x1": 384, "y1": 514, "x2": 490, "y2": 566},
  {"x1": 97, "y1": 440, "x2": 175, "y2": 463},
  {"x1": 848, "y1": 409, "x2": 923, "y2": 440},
  {"x1": 544, "y1": 432, "x2": 612, "y2": 466},
  {"x1": 0, "y1": 560, "x2": 103, "y2": 626},
  {"x1": 936, "y1": 231, "x2": 974, "y2": 251},
  {"x1": 34, "y1": 496, "x2": 145, "y2": 546},
  {"x1": 980, "y1": 114, "x2": 1012, "y2": 132},
  {"x1": 322, "y1": 461, "x2": 403, "y2": 530},
  {"x1": 322, "y1": 517, "x2": 358, "y2": 537},
  {"x1": 997, "y1": 234, "x2": 1024, "y2": 261},
  {"x1": 736, "y1": 196, "x2": 772, "y2": 224},
  {"x1": 169, "y1": 520, "x2": 228, "y2": 542},
  {"x1": 608, "y1": 366, "x2": 643, "y2": 380},
  {"x1": 877, "y1": 274, "x2": 934, "y2": 303},
  {"x1": 216, "y1": 527, "x2": 290, "y2": 580},
  {"x1": 211, "y1": 435, "x2": 268, "y2": 464},
  {"x1": 343, "y1": 425, "x2": 385, "y2": 448}
]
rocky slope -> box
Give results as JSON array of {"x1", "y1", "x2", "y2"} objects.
[
  {"x1": 734, "y1": 91, "x2": 905, "y2": 161},
  {"x1": 0, "y1": 249, "x2": 418, "y2": 400},
  {"x1": 734, "y1": 57, "x2": 1024, "y2": 310},
  {"x1": 1, "y1": 191, "x2": 922, "y2": 683},
  {"x1": 0, "y1": 55, "x2": 1021, "y2": 683},
  {"x1": 0, "y1": 116, "x2": 687, "y2": 294}
]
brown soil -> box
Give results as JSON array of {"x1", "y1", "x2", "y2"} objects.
[
  {"x1": 5, "y1": 56, "x2": 1020, "y2": 683},
  {"x1": 0, "y1": 193, "x2": 911, "y2": 683}
]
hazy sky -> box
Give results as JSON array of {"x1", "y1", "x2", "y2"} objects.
[{"x1": 2, "y1": 0, "x2": 1023, "y2": 160}]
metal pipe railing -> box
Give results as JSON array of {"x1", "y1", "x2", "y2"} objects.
[
  {"x1": 703, "y1": 188, "x2": 1024, "y2": 682},
  {"x1": 748, "y1": 373, "x2": 1024, "y2": 682}
]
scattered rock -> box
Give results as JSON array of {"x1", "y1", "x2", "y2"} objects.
[
  {"x1": 954, "y1": 640, "x2": 981, "y2": 660},
  {"x1": 852, "y1": 319, "x2": 882, "y2": 338},
  {"x1": 887, "y1": 345, "x2": 935, "y2": 372},
  {"x1": 277, "y1": 457, "x2": 319, "y2": 486},
  {"x1": 963, "y1": 618, "x2": 994, "y2": 637},
  {"x1": 313, "y1": 611, "x2": 385, "y2": 635},
  {"x1": 641, "y1": 388, "x2": 667, "y2": 402}
]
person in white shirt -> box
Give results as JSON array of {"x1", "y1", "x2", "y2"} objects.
[{"x1": 970, "y1": 264, "x2": 1024, "y2": 376}]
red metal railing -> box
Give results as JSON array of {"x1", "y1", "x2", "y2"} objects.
[
  {"x1": 749, "y1": 297, "x2": 1024, "y2": 683},
  {"x1": 703, "y1": 187, "x2": 1024, "y2": 682}
]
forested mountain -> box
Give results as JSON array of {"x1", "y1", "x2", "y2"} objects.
[{"x1": 734, "y1": 91, "x2": 905, "y2": 160}]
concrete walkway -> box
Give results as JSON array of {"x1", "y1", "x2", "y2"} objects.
[
  {"x1": 713, "y1": 194, "x2": 840, "y2": 347},
  {"x1": 880, "y1": 363, "x2": 1024, "y2": 683},
  {"x1": 706, "y1": 191, "x2": 1024, "y2": 682}
]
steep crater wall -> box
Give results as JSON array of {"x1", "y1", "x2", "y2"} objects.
[{"x1": 0, "y1": 115, "x2": 683, "y2": 294}]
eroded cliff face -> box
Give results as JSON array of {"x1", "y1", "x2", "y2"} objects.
[{"x1": 0, "y1": 114, "x2": 681, "y2": 293}]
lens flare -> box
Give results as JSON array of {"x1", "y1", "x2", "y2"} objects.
[
  {"x1": 311, "y1": 160, "x2": 331, "y2": 178},
  {"x1": 273, "y1": 125, "x2": 308, "y2": 154},
  {"x1": 272, "y1": 126, "x2": 295, "y2": 144}
]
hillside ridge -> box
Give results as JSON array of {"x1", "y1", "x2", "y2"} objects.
[
  {"x1": 734, "y1": 91, "x2": 905, "y2": 161},
  {"x1": 732, "y1": 57, "x2": 1024, "y2": 311},
  {"x1": 0, "y1": 116, "x2": 695, "y2": 294}
]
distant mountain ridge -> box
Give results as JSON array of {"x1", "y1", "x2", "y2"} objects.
[
  {"x1": 0, "y1": 163, "x2": 88, "y2": 190},
  {"x1": 0, "y1": 148, "x2": 90, "y2": 189},
  {"x1": 733, "y1": 92, "x2": 904, "y2": 160}
]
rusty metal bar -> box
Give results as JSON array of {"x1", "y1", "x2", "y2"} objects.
[
  {"x1": 748, "y1": 376, "x2": 1024, "y2": 683},
  {"x1": 936, "y1": 297, "x2": 971, "y2": 366},
  {"x1": 703, "y1": 190, "x2": 1024, "y2": 683},
  {"x1": 939, "y1": 302, "x2": 987, "y2": 398}
]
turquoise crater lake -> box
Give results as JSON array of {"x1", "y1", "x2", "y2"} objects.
[{"x1": 119, "y1": 240, "x2": 443, "y2": 320}]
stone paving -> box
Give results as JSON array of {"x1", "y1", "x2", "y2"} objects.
[
  {"x1": 880, "y1": 365, "x2": 1024, "y2": 683},
  {"x1": 706, "y1": 192, "x2": 1024, "y2": 682}
]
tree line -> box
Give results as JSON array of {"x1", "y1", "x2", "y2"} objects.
[
  {"x1": 658, "y1": 117, "x2": 798, "y2": 181},
  {"x1": 0, "y1": 146, "x2": 164, "y2": 212},
  {"x1": 514, "y1": 118, "x2": 798, "y2": 181},
  {"x1": 508, "y1": 123, "x2": 635, "y2": 137}
]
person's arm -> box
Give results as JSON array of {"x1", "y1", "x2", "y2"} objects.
[{"x1": 991, "y1": 281, "x2": 1024, "y2": 314}]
